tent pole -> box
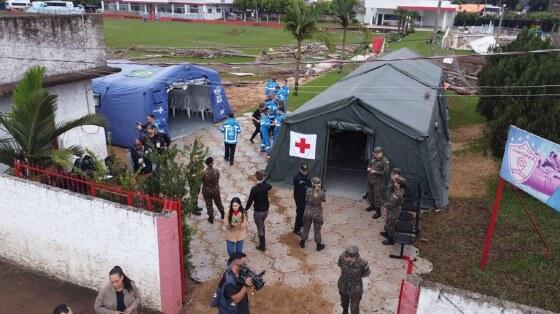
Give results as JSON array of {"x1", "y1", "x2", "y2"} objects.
[{"x1": 480, "y1": 177, "x2": 505, "y2": 271}]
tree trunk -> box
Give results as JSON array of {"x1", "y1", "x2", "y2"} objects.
[
  {"x1": 294, "y1": 39, "x2": 302, "y2": 95},
  {"x1": 342, "y1": 27, "x2": 347, "y2": 60}
]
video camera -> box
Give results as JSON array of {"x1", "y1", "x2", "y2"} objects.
[{"x1": 238, "y1": 265, "x2": 266, "y2": 291}]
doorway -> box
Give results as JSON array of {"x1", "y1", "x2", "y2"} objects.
[
  {"x1": 324, "y1": 129, "x2": 369, "y2": 199},
  {"x1": 167, "y1": 80, "x2": 213, "y2": 140}
]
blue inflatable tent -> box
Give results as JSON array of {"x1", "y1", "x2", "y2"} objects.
[{"x1": 93, "y1": 62, "x2": 231, "y2": 147}]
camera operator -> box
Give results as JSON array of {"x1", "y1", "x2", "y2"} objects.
[{"x1": 219, "y1": 252, "x2": 253, "y2": 314}]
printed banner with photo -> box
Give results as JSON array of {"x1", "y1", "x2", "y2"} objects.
[{"x1": 500, "y1": 125, "x2": 560, "y2": 212}]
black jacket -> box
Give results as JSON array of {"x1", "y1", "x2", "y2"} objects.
[
  {"x1": 129, "y1": 147, "x2": 153, "y2": 174},
  {"x1": 293, "y1": 171, "x2": 311, "y2": 207},
  {"x1": 246, "y1": 181, "x2": 272, "y2": 212}
]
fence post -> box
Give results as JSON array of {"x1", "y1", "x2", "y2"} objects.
[
  {"x1": 127, "y1": 192, "x2": 133, "y2": 206},
  {"x1": 176, "y1": 201, "x2": 186, "y2": 303},
  {"x1": 89, "y1": 182, "x2": 96, "y2": 197},
  {"x1": 14, "y1": 160, "x2": 21, "y2": 177}
]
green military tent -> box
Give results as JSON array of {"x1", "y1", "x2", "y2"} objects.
[{"x1": 265, "y1": 48, "x2": 451, "y2": 208}]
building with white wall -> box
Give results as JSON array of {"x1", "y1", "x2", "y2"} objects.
[
  {"x1": 362, "y1": 0, "x2": 457, "y2": 29},
  {"x1": 101, "y1": 0, "x2": 234, "y2": 20},
  {"x1": 0, "y1": 13, "x2": 115, "y2": 160}
]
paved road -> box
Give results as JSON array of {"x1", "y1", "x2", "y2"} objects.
[{"x1": 0, "y1": 258, "x2": 160, "y2": 314}]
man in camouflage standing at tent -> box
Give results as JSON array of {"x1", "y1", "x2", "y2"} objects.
[
  {"x1": 338, "y1": 246, "x2": 371, "y2": 314},
  {"x1": 202, "y1": 157, "x2": 225, "y2": 224},
  {"x1": 366, "y1": 146, "x2": 390, "y2": 219}
]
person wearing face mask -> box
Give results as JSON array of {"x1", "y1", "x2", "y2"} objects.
[
  {"x1": 94, "y1": 266, "x2": 141, "y2": 314},
  {"x1": 223, "y1": 197, "x2": 248, "y2": 257},
  {"x1": 299, "y1": 177, "x2": 326, "y2": 251},
  {"x1": 337, "y1": 246, "x2": 371, "y2": 314}
]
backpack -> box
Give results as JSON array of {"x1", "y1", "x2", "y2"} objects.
[{"x1": 210, "y1": 270, "x2": 239, "y2": 314}]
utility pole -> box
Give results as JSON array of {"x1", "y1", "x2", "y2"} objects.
[{"x1": 432, "y1": 0, "x2": 442, "y2": 46}]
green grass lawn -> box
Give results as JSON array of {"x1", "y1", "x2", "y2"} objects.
[
  {"x1": 446, "y1": 91, "x2": 485, "y2": 129},
  {"x1": 287, "y1": 66, "x2": 356, "y2": 111},
  {"x1": 104, "y1": 18, "x2": 363, "y2": 54}
]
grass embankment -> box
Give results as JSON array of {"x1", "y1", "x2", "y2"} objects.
[{"x1": 418, "y1": 93, "x2": 560, "y2": 312}]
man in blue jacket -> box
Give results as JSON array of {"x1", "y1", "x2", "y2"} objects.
[
  {"x1": 282, "y1": 79, "x2": 290, "y2": 106},
  {"x1": 259, "y1": 108, "x2": 271, "y2": 153},
  {"x1": 265, "y1": 77, "x2": 279, "y2": 96},
  {"x1": 220, "y1": 113, "x2": 241, "y2": 166}
]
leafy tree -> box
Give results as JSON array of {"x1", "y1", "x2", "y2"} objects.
[
  {"x1": 0, "y1": 66, "x2": 106, "y2": 167},
  {"x1": 395, "y1": 8, "x2": 408, "y2": 34},
  {"x1": 331, "y1": 0, "x2": 358, "y2": 60},
  {"x1": 477, "y1": 29, "x2": 560, "y2": 157},
  {"x1": 141, "y1": 139, "x2": 208, "y2": 270},
  {"x1": 283, "y1": 0, "x2": 318, "y2": 94}
]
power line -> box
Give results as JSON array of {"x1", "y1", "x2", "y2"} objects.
[{"x1": 3, "y1": 47, "x2": 559, "y2": 66}]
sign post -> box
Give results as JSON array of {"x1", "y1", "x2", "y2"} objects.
[{"x1": 480, "y1": 125, "x2": 557, "y2": 271}]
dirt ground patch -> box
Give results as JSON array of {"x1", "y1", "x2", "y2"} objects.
[
  {"x1": 451, "y1": 124, "x2": 484, "y2": 144},
  {"x1": 450, "y1": 153, "x2": 498, "y2": 199},
  {"x1": 449, "y1": 124, "x2": 498, "y2": 199},
  {"x1": 185, "y1": 277, "x2": 332, "y2": 314},
  {"x1": 225, "y1": 84, "x2": 266, "y2": 113}
]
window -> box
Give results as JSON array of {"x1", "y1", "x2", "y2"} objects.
[
  {"x1": 130, "y1": 4, "x2": 141, "y2": 11},
  {"x1": 174, "y1": 6, "x2": 184, "y2": 14},
  {"x1": 207, "y1": 8, "x2": 212, "y2": 14},
  {"x1": 158, "y1": 5, "x2": 171, "y2": 13},
  {"x1": 216, "y1": 7, "x2": 221, "y2": 13},
  {"x1": 189, "y1": 5, "x2": 198, "y2": 13},
  {"x1": 93, "y1": 94, "x2": 101, "y2": 108},
  {"x1": 118, "y1": 4, "x2": 127, "y2": 11}
]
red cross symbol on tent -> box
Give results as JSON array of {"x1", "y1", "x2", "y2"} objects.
[{"x1": 295, "y1": 138, "x2": 311, "y2": 154}]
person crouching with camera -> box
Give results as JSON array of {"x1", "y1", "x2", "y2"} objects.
[{"x1": 219, "y1": 252, "x2": 253, "y2": 314}]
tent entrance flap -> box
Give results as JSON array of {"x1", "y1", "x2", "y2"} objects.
[{"x1": 323, "y1": 121, "x2": 373, "y2": 200}]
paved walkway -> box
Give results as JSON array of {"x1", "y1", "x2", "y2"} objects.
[{"x1": 179, "y1": 115, "x2": 432, "y2": 314}]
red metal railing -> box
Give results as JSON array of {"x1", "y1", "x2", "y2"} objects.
[{"x1": 13, "y1": 160, "x2": 186, "y2": 303}]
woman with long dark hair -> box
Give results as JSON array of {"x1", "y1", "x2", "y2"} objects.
[
  {"x1": 223, "y1": 197, "x2": 248, "y2": 256},
  {"x1": 94, "y1": 266, "x2": 141, "y2": 314}
]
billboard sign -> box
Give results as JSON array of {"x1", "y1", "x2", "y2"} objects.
[{"x1": 500, "y1": 125, "x2": 560, "y2": 212}]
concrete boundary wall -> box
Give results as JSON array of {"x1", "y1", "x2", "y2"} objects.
[
  {"x1": 417, "y1": 281, "x2": 555, "y2": 314},
  {"x1": 0, "y1": 174, "x2": 182, "y2": 313}
]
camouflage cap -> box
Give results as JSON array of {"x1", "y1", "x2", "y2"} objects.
[
  {"x1": 373, "y1": 146, "x2": 383, "y2": 153},
  {"x1": 392, "y1": 168, "x2": 401, "y2": 174},
  {"x1": 311, "y1": 177, "x2": 321, "y2": 185},
  {"x1": 344, "y1": 246, "x2": 359, "y2": 257}
]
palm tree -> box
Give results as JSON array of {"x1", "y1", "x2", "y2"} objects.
[
  {"x1": 0, "y1": 66, "x2": 106, "y2": 167},
  {"x1": 395, "y1": 8, "x2": 407, "y2": 34},
  {"x1": 283, "y1": 0, "x2": 318, "y2": 94},
  {"x1": 331, "y1": 0, "x2": 358, "y2": 60}
]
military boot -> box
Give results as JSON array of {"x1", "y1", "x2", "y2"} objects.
[
  {"x1": 257, "y1": 236, "x2": 266, "y2": 251},
  {"x1": 380, "y1": 231, "x2": 389, "y2": 238},
  {"x1": 316, "y1": 242, "x2": 325, "y2": 251},
  {"x1": 365, "y1": 206, "x2": 374, "y2": 212},
  {"x1": 219, "y1": 209, "x2": 225, "y2": 220},
  {"x1": 208, "y1": 215, "x2": 214, "y2": 224},
  {"x1": 372, "y1": 207, "x2": 381, "y2": 219},
  {"x1": 382, "y1": 237, "x2": 394, "y2": 245},
  {"x1": 299, "y1": 239, "x2": 305, "y2": 248}
]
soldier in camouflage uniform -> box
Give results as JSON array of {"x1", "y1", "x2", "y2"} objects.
[
  {"x1": 202, "y1": 157, "x2": 225, "y2": 224},
  {"x1": 366, "y1": 146, "x2": 390, "y2": 219},
  {"x1": 337, "y1": 246, "x2": 371, "y2": 314},
  {"x1": 380, "y1": 175, "x2": 406, "y2": 245}
]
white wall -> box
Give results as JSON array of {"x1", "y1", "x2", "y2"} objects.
[
  {"x1": 0, "y1": 174, "x2": 169, "y2": 310},
  {"x1": 0, "y1": 14, "x2": 107, "y2": 85},
  {"x1": 0, "y1": 80, "x2": 107, "y2": 160},
  {"x1": 417, "y1": 281, "x2": 555, "y2": 314}
]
